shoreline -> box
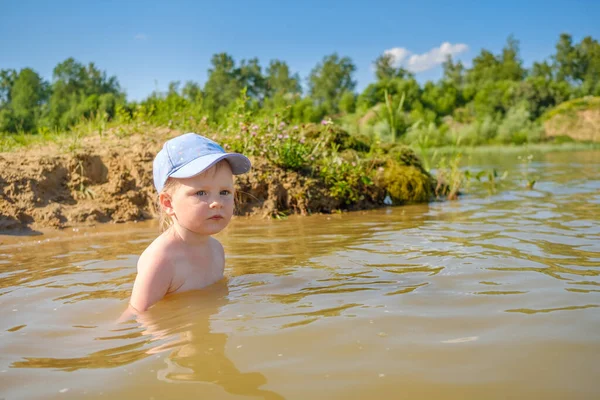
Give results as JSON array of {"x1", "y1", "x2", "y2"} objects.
[
  {"x1": 419, "y1": 141, "x2": 600, "y2": 156},
  {"x1": 0, "y1": 126, "x2": 437, "y2": 231},
  {"x1": 2, "y1": 123, "x2": 596, "y2": 233}
]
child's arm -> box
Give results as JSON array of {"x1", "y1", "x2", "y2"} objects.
[{"x1": 129, "y1": 255, "x2": 174, "y2": 312}]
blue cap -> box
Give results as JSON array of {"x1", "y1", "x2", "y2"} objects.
[{"x1": 153, "y1": 133, "x2": 251, "y2": 192}]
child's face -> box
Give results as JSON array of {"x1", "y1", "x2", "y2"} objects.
[{"x1": 168, "y1": 163, "x2": 235, "y2": 235}]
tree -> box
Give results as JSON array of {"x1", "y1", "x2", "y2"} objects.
[
  {"x1": 442, "y1": 55, "x2": 465, "y2": 87},
  {"x1": 0, "y1": 69, "x2": 16, "y2": 106},
  {"x1": 237, "y1": 58, "x2": 266, "y2": 100},
  {"x1": 182, "y1": 81, "x2": 202, "y2": 102},
  {"x1": 465, "y1": 36, "x2": 525, "y2": 85},
  {"x1": 531, "y1": 61, "x2": 554, "y2": 80},
  {"x1": 499, "y1": 35, "x2": 525, "y2": 81},
  {"x1": 9, "y1": 68, "x2": 48, "y2": 132},
  {"x1": 51, "y1": 58, "x2": 120, "y2": 98},
  {"x1": 374, "y1": 53, "x2": 396, "y2": 81},
  {"x1": 553, "y1": 33, "x2": 578, "y2": 83},
  {"x1": 308, "y1": 53, "x2": 356, "y2": 115},
  {"x1": 471, "y1": 80, "x2": 521, "y2": 117},
  {"x1": 576, "y1": 36, "x2": 600, "y2": 95},
  {"x1": 466, "y1": 49, "x2": 501, "y2": 85},
  {"x1": 203, "y1": 53, "x2": 244, "y2": 118},
  {"x1": 339, "y1": 90, "x2": 356, "y2": 114},
  {"x1": 357, "y1": 76, "x2": 420, "y2": 112},
  {"x1": 47, "y1": 58, "x2": 122, "y2": 129},
  {"x1": 552, "y1": 34, "x2": 600, "y2": 95},
  {"x1": 265, "y1": 60, "x2": 301, "y2": 96},
  {"x1": 0, "y1": 68, "x2": 48, "y2": 132},
  {"x1": 518, "y1": 76, "x2": 571, "y2": 119},
  {"x1": 421, "y1": 80, "x2": 461, "y2": 117},
  {"x1": 373, "y1": 53, "x2": 411, "y2": 81},
  {"x1": 261, "y1": 60, "x2": 303, "y2": 115}
]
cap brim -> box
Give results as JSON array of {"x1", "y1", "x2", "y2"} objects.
[{"x1": 169, "y1": 152, "x2": 251, "y2": 180}]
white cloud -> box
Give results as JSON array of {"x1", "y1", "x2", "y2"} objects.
[
  {"x1": 384, "y1": 47, "x2": 411, "y2": 65},
  {"x1": 134, "y1": 33, "x2": 148, "y2": 41},
  {"x1": 383, "y1": 42, "x2": 468, "y2": 73}
]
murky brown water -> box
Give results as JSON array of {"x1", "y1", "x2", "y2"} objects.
[{"x1": 1, "y1": 150, "x2": 599, "y2": 400}]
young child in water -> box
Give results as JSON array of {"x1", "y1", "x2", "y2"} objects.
[{"x1": 128, "y1": 133, "x2": 251, "y2": 312}]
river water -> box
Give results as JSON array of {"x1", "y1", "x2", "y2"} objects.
[{"x1": 1, "y1": 150, "x2": 599, "y2": 399}]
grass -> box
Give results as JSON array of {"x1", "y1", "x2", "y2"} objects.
[{"x1": 541, "y1": 96, "x2": 600, "y2": 121}]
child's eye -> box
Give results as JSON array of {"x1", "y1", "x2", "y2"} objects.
[
  {"x1": 196, "y1": 190, "x2": 207, "y2": 196},
  {"x1": 220, "y1": 190, "x2": 231, "y2": 196}
]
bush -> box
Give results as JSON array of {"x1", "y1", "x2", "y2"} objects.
[
  {"x1": 456, "y1": 116, "x2": 498, "y2": 145},
  {"x1": 403, "y1": 121, "x2": 452, "y2": 147},
  {"x1": 318, "y1": 153, "x2": 373, "y2": 204},
  {"x1": 496, "y1": 105, "x2": 542, "y2": 144}
]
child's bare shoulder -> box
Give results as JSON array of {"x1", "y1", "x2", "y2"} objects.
[
  {"x1": 209, "y1": 236, "x2": 224, "y2": 253},
  {"x1": 137, "y1": 231, "x2": 179, "y2": 271}
]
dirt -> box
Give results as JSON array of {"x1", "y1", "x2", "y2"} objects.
[
  {"x1": 543, "y1": 99, "x2": 600, "y2": 142},
  {"x1": 0, "y1": 129, "x2": 401, "y2": 232},
  {"x1": 0, "y1": 133, "x2": 160, "y2": 231}
]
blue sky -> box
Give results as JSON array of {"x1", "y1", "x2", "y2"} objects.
[{"x1": 1, "y1": 0, "x2": 598, "y2": 101}]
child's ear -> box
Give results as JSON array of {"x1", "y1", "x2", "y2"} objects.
[{"x1": 159, "y1": 192, "x2": 175, "y2": 216}]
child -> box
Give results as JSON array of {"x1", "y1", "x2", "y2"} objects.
[{"x1": 128, "y1": 133, "x2": 251, "y2": 312}]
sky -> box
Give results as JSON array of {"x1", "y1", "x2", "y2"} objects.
[{"x1": 1, "y1": 0, "x2": 599, "y2": 101}]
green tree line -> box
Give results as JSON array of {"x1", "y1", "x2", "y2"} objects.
[{"x1": 1, "y1": 33, "x2": 599, "y2": 145}]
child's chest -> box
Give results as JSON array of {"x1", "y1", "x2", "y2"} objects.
[{"x1": 170, "y1": 246, "x2": 224, "y2": 293}]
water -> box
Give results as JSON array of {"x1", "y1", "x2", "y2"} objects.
[{"x1": 1, "y1": 150, "x2": 599, "y2": 400}]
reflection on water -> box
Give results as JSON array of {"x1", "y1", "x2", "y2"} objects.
[
  {"x1": 0, "y1": 150, "x2": 599, "y2": 400},
  {"x1": 132, "y1": 286, "x2": 283, "y2": 399}
]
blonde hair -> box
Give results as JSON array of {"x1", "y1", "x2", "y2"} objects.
[
  {"x1": 157, "y1": 178, "x2": 180, "y2": 232},
  {"x1": 156, "y1": 160, "x2": 233, "y2": 232}
]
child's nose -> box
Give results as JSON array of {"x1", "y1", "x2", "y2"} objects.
[{"x1": 209, "y1": 199, "x2": 222, "y2": 209}]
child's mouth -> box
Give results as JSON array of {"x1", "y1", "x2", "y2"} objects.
[{"x1": 209, "y1": 215, "x2": 223, "y2": 220}]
